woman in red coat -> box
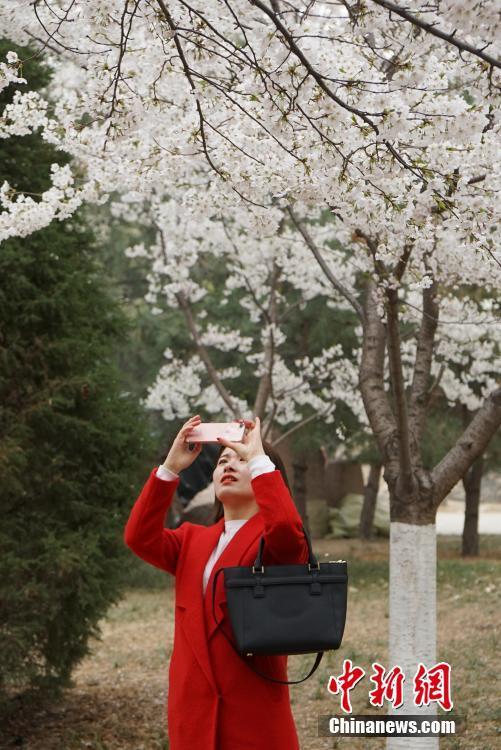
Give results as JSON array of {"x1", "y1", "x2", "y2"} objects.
[{"x1": 124, "y1": 414, "x2": 309, "y2": 750}]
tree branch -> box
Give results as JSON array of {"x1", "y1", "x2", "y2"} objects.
[
  {"x1": 408, "y1": 278, "x2": 440, "y2": 442},
  {"x1": 155, "y1": 0, "x2": 228, "y2": 180},
  {"x1": 286, "y1": 206, "x2": 365, "y2": 324},
  {"x1": 432, "y1": 387, "x2": 501, "y2": 507},
  {"x1": 271, "y1": 408, "x2": 329, "y2": 448},
  {"x1": 248, "y1": 0, "x2": 383, "y2": 130},
  {"x1": 176, "y1": 290, "x2": 243, "y2": 419},
  {"x1": 385, "y1": 286, "x2": 415, "y2": 492},
  {"x1": 367, "y1": 0, "x2": 501, "y2": 70},
  {"x1": 156, "y1": 227, "x2": 242, "y2": 418},
  {"x1": 359, "y1": 280, "x2": 396, "y2": 461},
  {"x1": 254, "y1": 260, "x2": 280, "y2": 422}
]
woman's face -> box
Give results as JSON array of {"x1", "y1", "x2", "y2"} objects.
[{"x1": 212, "y1": 447, "x2": 254, "y2": 504}]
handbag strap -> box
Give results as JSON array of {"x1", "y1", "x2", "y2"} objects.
[
  {"x1": 253, "y1": 524, "x2": 318, "y2": 568},
  {"x1": 211, "y1": 567, "x2": 324, "y2": 685}
]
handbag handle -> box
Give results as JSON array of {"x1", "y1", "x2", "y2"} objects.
[
  {"x1": 253, "y1": 524, "x2": 319, "y2": 569},
  {"x1": 211, "y1": 567, "x2": 324, "y2": 685}
]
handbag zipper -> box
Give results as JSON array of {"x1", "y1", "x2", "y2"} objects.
[{"x1": 329, "y1": 560, "x2": 346, "y2": 563}]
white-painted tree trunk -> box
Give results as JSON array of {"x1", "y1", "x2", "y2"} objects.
[{"x1": 387, "y1": 522, "x2": 439, "y2": 749}]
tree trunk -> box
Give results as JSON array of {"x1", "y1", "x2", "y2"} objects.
[
  {"x1": 461, "y1": 454, "x2": 483, "y2": 557},
  {"x1": 388, "y1": 521, "x2": 438, "y2": 750},
  {"x1": 359, "y1": 463, "x2": 382, "y2": 539},
  {"x1": 292, "y1": 456, "x2": 310, "y2": 535}
]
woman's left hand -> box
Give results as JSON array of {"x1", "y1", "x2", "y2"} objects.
[{"x1": 217, "y1": 416, "x2": 265, "y2": 462}]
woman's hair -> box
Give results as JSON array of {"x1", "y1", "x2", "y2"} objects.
[{"x1": 210, "y1": 439, "x2": 292, "y2": 524}]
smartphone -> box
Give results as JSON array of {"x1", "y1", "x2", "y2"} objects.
[{"x1": 184, "y1": 421, "x2": 246, "y2": 444}]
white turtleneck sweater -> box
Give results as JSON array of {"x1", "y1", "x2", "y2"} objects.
[{"x1": 155, "y1": 454, "x2": 276, "y2": 594}]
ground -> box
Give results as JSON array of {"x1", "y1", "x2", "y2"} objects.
[{"x1": 2, "y1": 536, "x2": 500, "y2": 750}]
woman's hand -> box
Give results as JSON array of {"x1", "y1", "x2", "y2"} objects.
[
  {"x1": 217, "y1": 417, "x2": 265, "y2": 462},
  {"x1": 162, "y1": 415, "x2": 203, "y2": 474}
]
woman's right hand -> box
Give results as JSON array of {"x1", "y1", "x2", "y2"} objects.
[{"x1": 162, "y1": 415, "x2": 203, "y2": 475}]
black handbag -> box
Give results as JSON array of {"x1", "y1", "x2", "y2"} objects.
[{"x1": 212, "y1": 525, "x2": 347, "y2": 684}]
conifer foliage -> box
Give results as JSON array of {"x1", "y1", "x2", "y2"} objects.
[{"x1": 0, "y1": 41, "x2": 149, "y2": 711}]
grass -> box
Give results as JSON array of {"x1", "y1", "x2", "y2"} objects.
[{"x1": 1, "y1": 535, "x2": 499, "y2": 750}]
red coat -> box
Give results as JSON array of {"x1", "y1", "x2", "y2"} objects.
[{"x1": 124, "y1": 466, "x2": 309, "y2": 750}]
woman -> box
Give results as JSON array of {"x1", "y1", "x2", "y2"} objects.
[{"x1": 124, "y1": 414, "x2": 309, "y2": 750}]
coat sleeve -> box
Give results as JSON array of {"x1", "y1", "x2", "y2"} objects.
[
  {"x1": 251, "y1": 469, "x2": 310, "y2": 565},
  {"x1": 123, "y1": 467, "x2": 185, "y2": 576}
]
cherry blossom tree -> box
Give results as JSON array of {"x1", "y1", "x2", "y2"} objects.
[
  {"x1": 0, "y1": 50, "x2": 102, "y2": 241},
  {"x1": 113, "y1": 193, "x2": 363, "y2": 437},
  {"x1": 1, "y1": 2, "x2": 500, "y2": 747}
]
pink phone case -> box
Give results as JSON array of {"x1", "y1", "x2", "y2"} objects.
[{"x1": 184, "y1": 422, "x2": 246, "y2": 443}]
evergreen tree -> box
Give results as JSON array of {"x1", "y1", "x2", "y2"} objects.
[{"x1": 0, "y1": 40, "x2": 152, "y2": 712}]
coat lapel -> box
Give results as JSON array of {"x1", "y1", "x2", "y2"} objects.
[
  {"x1": 173, "y1": 518, "x2": 222, "y2": 692},
  {"x1": 203, "y1": 511, "x2": 264, "y2": 642},
  {"x1": 175, "y1": 512, "x2": 264, "y2": 693}
]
